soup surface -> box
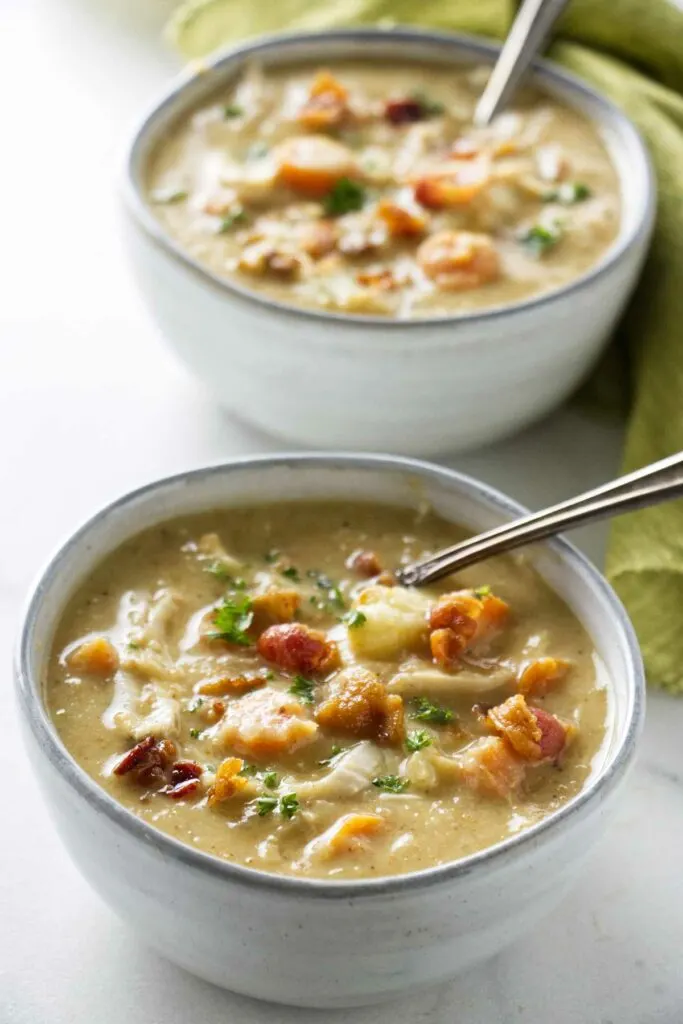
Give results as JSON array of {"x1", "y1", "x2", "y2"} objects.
[
  {"x1": 146, "y1": 61, "x2": 620, "y2": 318},
  {"x1": 47, "y1": 502, "x2": 607, "y2": 880}
]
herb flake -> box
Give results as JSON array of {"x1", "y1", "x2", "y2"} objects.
[
  {"x1": 410, "y1": 91, "x2": 445, "y2": 117},
  {"x1": 324, "y1": 177, "x2": 366, "y2": 217},
  {"x1": 262, "y1": 771, "x2": 279, "y2": 790},
  {"x1": 279, "y1": 793, "x2": 300, "y2": 819},
  {"x1": 255, "y1": 795, "x2": 278, "y2": 816},
  {"x1": 405, "y1": 729, "x2": 432, "y2": 752},
  {"x1": 544, "y1": 181, "x2": 591, "y2": 205},
  {"x1": 343, "y1": 609, "x2": 367, "y2": 629},
  {"x1": 518, "y1": 222, "x2": 562, "y2": 257},
  {"x1": 288, "y1": 675, "x2": 315, "y2": 705},
  {"x1": 210, "y1": 595, "x2": 253, "y2": 646},
  {"x1": 223, "y1": 104, "x2": 244, "y2": 119},
  {"x1": 412, "y1": 697, "x2": 454, "y2": 724},
  {"x1": 372, "y1": 775, "x2": 409, "y2": 793}
]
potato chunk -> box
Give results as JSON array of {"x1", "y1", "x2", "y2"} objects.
[
  {"x1": 217, "y1": 687, "x2": 319, "y2": 760},
  {"x1": 350, "y1": 585, "x2": 430, "y2": 660},
  {"x1": 315, "y1": 667, "x2": 405, "y2": 745}
]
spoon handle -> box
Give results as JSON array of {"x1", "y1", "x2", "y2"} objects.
[
  {"x1": 473, "y1": 0, "x2": 571, "y2": 127},
  {"x1": 397, "y1": 451, "x2": 683, "y2": 586}
]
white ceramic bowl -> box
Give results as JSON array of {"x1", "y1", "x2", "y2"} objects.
[
  {"x1": 121, "y1": 28, "x2": 654, "y2": 456},
  {"x1": 16, "y1": 454, "x2": 644, "y2": 1008}
]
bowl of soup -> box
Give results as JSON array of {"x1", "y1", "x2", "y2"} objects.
[
  {"x1": 121, "y1": 28, "x2": 654, "y2": 454},
  {"x1": 16, "y1": 454, "x2": 644, "y2": 1006}
]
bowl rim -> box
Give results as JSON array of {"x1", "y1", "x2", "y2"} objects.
[
  {"x1": 15, "y1": 453, "x2": 646, "y2": 899},
  {"x1": 121, "y1": 25, "x2": 656, "y2": 331}
]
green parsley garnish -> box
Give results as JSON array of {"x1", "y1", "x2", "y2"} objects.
[
  {"x1": 223, "y1": 104, "x2": 244, "y2": 118},
  {"x1": 264, "y1": 549, "x2": 280, "y2": 564},
  {"x1": 405, "y1": 730, "x2": 432, "y2": 752},
  {"x1": 412, "y1": 697, "x2": 454, "y2": 724},
  {"x1": 410, "y1": 91, "x2": 445, "y2": 117},
  {"x1": 474, "y1": 585, "x2": 492, "y2": 599},
  {"x1": 127, "y1": 640, "x2": 140, "y2": 650},
  {"x1": 210, "y1": 595, "x2": 253, "y2": 646},
  {"x1": 262, "y1": 771, "x2": 279, "y2": 790},
  {"x1": 239, "y1": 763, "x2": 258, "y2": 777},
  {"x1": 372, "y1": 775, "x2": 409, "y2": 793},
  {"x1": 205, "y1": 561, "x2": 232, "y2": 582},
  {"x1": 288, "y1": 675, "x2": 315, "y2": 705},
  {"x1": 281, "y1": 566, "x2": 300, "y2": 581},
  {"x1": 324, "y1": 177, "x2": 366, "y2": 217},
  {"x1": 189, "y1": 727, "x2": 201, "y2": 739},
  {"x1": 279, "y1": 793, "x2": 300, "y2": 819},
  {"x1": 255, "y1": 795, "x2": 278, "y2": 816},
  {"x1": 315, "y1": 573, "x2": 346, "y2": 610},
  {"x1": 518, "y1": 222, "x2": 563, "y2": 257},
  {"x1": 150, "y1": 187, "x2": 188, "y2": 205},
  {"x1": 263, "y1": 670, "x2": 275, "y2": 681},
  {"x1": 319, "y1": 745, "x2": 343, "y2": 767},
  {"x1": 187, "y1": 696, "x2": 205, "y2": 713},
  {"x1": 343, "y1": 609, "x2": 367, "y2": 629},
  {"x1": 544, "y1": 182, "x2": 591, "y2": 205},
  {"x1": 217, "y1": 207, "x2": 248, "y2": 233}
]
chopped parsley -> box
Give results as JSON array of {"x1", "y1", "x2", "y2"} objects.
[
  {"x1": 544, "y1": 181, "x2": 591, "y2": 205},
  {"x1": 319, "y1": 745, "x2": 343, "y2": 766},
  {"x1": 217, "y1": 207, "x2": 248, "y2": 233},
  {"x1": 205, "y1": 561, "x2": 232, "y2": 582},
  {"x1": 324, "y1": 177, "x2": 366, "y2": 217},
  {"x1": 372, "y1": 775, "x2": 409, "y2": 793},
  {"x1": 187, "y1": 696, "x2": 205, "y2": 713},
  {"x1": 189, "y1": 727, "x2": 201, "y2": 739},
  {"x1": 343, "y1": 609, "x2": 367, "y2": 629},
  {"x1": 288, "y1": 675, "x2": 315, "y2": 705},
  {"x1": 412, "y1": 697, "x2": 454, "y2": 724},
  {"x1": 150, "y1": 187, "x2": 188, "y2": 205},
  {"x1": 410, "y1": 91, "x2": 445, "y2": 117},
  {"x1": 210, "y1": 595, "x2": 253, "y2": 646},
  {"x1": 255, "y1": 795, "x2": 278, "y2": 816},
  {"x1": 127, "y1": 640, "x2": 140, "y2": 650},
  {"x1": 279, "y1": 793, "x2": 300, "y2": 819},
  {"x1": 474, "y1": 585, "x2": 492, "y2": 599},
  {"x1": 518, "y1": 222, "x2": 563, "y2": 257},
  {"x1": 223, "y1": 104, "x2": 244, "y2": 119},
  {"x1": 280, "y1": 566, "x2": 300, "y2": 582},
  {"x1": 314, "y1": 573, "x2": 346, "y2": 611},
  {"x1": 262, "y1": 771, "x2": 279, "y2": 790},
  {"x1": 264, "y1": 549, "x2": 280, "y2": 564},
  {"x1": 239, "y1": 763, "x2": 258, "y2": 777},
  {"x1": 405, "y1": 729, "x2": 432, "y2": 752},
  {"x1": 263, "y1": 670, "x2": 275, "y2": 681}
]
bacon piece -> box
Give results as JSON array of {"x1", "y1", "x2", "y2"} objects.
[
  {"x1": 384, "y1": 98, "x2": 425, "y2": 124},
  {"x1": 297, "y1": 70, "x2": 348, "y2": 129},
  {"x1": 113, "y1": 736, "x2": 177, "y2": 784},
  {"x1": 376, "y1": 199, "x2": 427, "y2": 238},
  {"x1": 355, "y1": 269, "x2": 398, "y2": 291},
  {"x1": 207, "y1": 757, "x2": 251, "y2": 807},
  {"x1": 532, "y1": 706, "x2": 571, "y2": 761},
  {"x1": 198, "y1": 675, "x2": 264, "y2": 697},
  {"x1": 161, "y1": 760, "x2": 203, "y2": 799},
  {"x1": 67, "y1": 637, "x2": 119, "y2": 677},
  {"x1": 478, "y1": 594, "x2": 510, "y2": 636},
  {"x1": 486, "y1": 694, "x2": 542, "y2": 760},
  {"x1": 315, "y1": 667, "x2": 405, "y2": 745},
  {"x1": 218, "y1": 687, "x2": 319, "y2": 759},
  {"x1": 456, "y1": 736, "x2": 526, "y2": 798},
  {"x1": 347, "y1": 549, "x2": 383, "y2": 577},
  {"x1": 518, "y1": 657, "x2": 570, "y2": 698},
  {"x1": 257, "y1": 623, "x2": 339, "y2": 675},
  {"x1": 428, "y1": 592, "x2": 479, "y2": 668}
]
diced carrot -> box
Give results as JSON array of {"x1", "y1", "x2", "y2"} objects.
[
  {"x1": 297, "y1": 70, "x2": 348, "y2": 129},
  {"x1": 518, "y1": 657, "x2": 570, "y2": 698},
  {"x1": 414, "y1": 159, "x2": 489, "y2": 210},
  {"x1": 67, "y1": 637, "x2": 119, "y2": 677},
  {"x1": 274, "y1": 135, "x2": 356, "y2": 197}
]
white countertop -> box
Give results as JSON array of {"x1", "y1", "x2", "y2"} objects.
[{"x1": 3, "y1": 3, "x2": 682, "y2": 1021}]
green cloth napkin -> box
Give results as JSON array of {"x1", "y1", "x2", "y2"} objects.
[{"x1": 167, "y1": 0, "x2": 683, "y2": 692}]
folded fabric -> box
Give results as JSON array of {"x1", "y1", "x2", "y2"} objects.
[{"x1": 166, "y1": 0, "x2": 683, "y2": 692}]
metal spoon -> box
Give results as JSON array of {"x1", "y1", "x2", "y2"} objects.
[
  {"x1": 473, "y1": 0, "x2": 571, "y2": 127},
  {"x1": 396, "y1": 452, "x2": 683, "y2": 587}
]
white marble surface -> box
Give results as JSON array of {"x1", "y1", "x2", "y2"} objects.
[{"x1": 3, "y1": 2, "x2": 683, "y2": 1021}]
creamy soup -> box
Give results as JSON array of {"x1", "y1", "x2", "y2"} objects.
[
  {"x1": 146, "y1": 61, "x2": 620, "y2": 318},
  {"x1": 47, "y1": 503, "x2": 607, "y2": 880}
]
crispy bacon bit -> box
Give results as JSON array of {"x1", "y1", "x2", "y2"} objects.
[
  {"x1": 207, "y1": 756, "x2": 251, "y2": 807},
  {"x1": 355, "y1": 269, "x2": 398, "y2": 291},
  {"x1": 347, "y1": 549, "x2": 383, "y2": 577},
  {"x1": 430, "y1": 627, "x2": 470, "y2": 668},
  {"x1": 428, "y1": 592, "x2": 479, "y2": 668},
  {"x1": 299, "y1": 219, "x2": 338, "y2": 258},
  {"x1": 218, "y1": 687, "x2": 319, "y2": 759},
  {"x1": 162, "y1": 759, "x2": 203, "y2": 799},
  {"x1": 532, "y1": 706, "x2": 572, "y2": 761},
  {"x1": 457, "y1": 736, "x2": 526, "y2": 798},
  {"x1": 518, "y1": 657, "x2": 570, "y2": 698},
  {"x1": 257, "y1": 623, "x2": 339, "y2": 676},
  {"x1": 486, "y1": 694, "x2": 542, "y2": 760},
  {"x1": 315, "y1": 667, "x2": 405, "y2": 745},
  {"x1": 251, "y1": 589, "x2": 301, "y2": 630},
  {"x1": 384, "y1": 98, "x2": 425, "y2": 125},
  {"x1": 298, "y1": 70, "x2": 349, "y2": 129},
  {"x1": 198, "y1": 675, "x2": 263, "y2": 696},
  {"x1": 478, "y1": 594, "x2": 510, "y2": 636},
  {"x1": 376, "y1": 199, "x2": 427, "y2": 237},
  {"x1": 113, "y1": 736, "x2": 177, "y2": 783},
  {"x1": 67, "y1": 636, "x2": 119, "y2": 677}
]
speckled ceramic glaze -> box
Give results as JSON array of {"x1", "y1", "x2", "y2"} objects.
[
  {"x1": 120, "y1": 29, "x2": 654, "y2": 455},
  {"x1": 15, "y1": 455, "x2": 644, "y2": 1007}
]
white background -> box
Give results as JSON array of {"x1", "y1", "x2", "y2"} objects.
[{"x1": 2, "y1": 1, "x2": 682, "y2": 1021}]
